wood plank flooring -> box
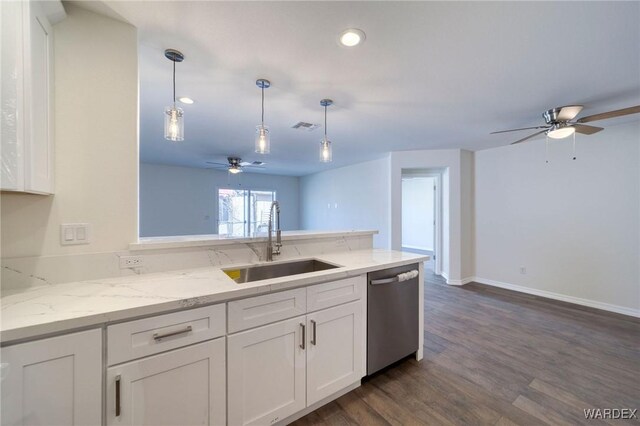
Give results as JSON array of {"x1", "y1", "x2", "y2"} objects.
[{"x1": 292, "y1": 275, "x2": 640, "y2": 425}]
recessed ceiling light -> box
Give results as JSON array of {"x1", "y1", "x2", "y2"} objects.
[
  {"x1": 338, "y1": 28, "x2": 365, "y2": 47},
  {"x1": 178, "y1": 97, "x2": 194, "y2": 104}
]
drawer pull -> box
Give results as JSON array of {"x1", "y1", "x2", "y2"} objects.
[
  {"x1": 311, "y1": 320, "x2": 317, "y2": 345},
  {"x1": 115, "y1": 375, "x2": 121, "y2": 417},
  {"x1": 153, "y1": 325, "x2": 193, "y2": 341}
]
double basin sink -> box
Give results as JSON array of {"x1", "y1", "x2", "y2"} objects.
[{"x1": 223, "y1": 259, "x2": 340, "y2": 284}]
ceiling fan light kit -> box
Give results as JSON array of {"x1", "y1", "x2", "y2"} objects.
[
  {"x1": 163, "y1": 49, "x2": 185, "y2": 142},
  {"x1": 255, "y1": 79, "x2": 271, "y2": 154},
  {"x1": 547, "y1": 122, "x2": 575, "y2": 140}
]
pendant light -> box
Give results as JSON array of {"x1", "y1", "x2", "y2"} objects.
[
  {"x1": 319, "y1": 99, "x2": 333, "y2": 162},
  {"x1": 255, "y1": 79, "x2": 271, "y2": 154},
  {"x1": 164, "y1": 49, "x2": 185, "y2": 141}
]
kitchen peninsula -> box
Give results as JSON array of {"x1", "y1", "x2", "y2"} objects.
[{"x1": 1, "y1": 230, "x2": 427, "y2": 426}]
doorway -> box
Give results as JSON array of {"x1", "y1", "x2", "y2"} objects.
[{"x1": 401, "y1": 173, "x2": 442, "y2": 275}]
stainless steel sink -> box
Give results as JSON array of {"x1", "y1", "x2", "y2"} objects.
[{"x1": 223, "y1": 259, "x2": 340, "y2": 284}]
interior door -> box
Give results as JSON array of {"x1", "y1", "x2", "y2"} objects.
[
  {"x1": 306, "y1": 301, "x2": 363, "y2": 405},
  {"x1": 227, "y1": 316, "x2": 306, "y2": 426},
  {"x1": 106, "y1": 338, "x2": 226, "y2": 426}
]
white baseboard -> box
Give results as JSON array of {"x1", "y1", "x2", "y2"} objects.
[
  {"x1": 472, "y1": 277, "x2": 640, "y2": 318},
  {"x1": 445, "y1": 276, "x2": 474, "y2": 286}
]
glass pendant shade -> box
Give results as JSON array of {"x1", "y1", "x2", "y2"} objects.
[
  {"x1": 255, "y1": 125, "x2": 270, "y2": 154},
  {"x1": 319, "y1": 137, "x2": 332, "y2": 162},
  {"x1": 164, "y1": 106, "x2": 184, "y2": 141}
]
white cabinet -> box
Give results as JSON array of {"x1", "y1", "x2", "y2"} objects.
[
  {"x1": 0, "y1": 329, "x2": 102, "y2": 426},
  {"x1": 306, "y1": 301, "x2": 363, "y2": 405},
  {"x1": 107, "y1": 337, "x2": 226, "y2": 426},
  {"x1": 0, "y1": 0, "x2": 62, "y2": 194},
  {"x1": 227, "y1": 317, "x2": 306, "y2": 426},
  {"x1": 227, "y1": 277, "x2": 366, "y2": 425}
]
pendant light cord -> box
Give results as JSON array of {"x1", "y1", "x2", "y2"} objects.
[
  {"x1": 324, "y1": 105, "x2": 327, "y2": 138},
  {"x1": 172, "y1": 60, "x2": 176, "y2": 106},
  {"x1": 261, "y1": 86, "x2": 265, "y2": 126}
]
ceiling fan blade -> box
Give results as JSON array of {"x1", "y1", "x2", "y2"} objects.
[
  {"x1": 206, "y1": 161, "x2": 228, "y2": 166},
  {"x1": 244, "y1": 165, "x2": 266, "y2": 169},
  {"x1": 510, "y1": 130, "x2": 548, "y2": 145},
  {"x1": 491, "y1": 126, "x2": 549, "y2": 135},
  {"x1": 240, "y1": 161, "x2": 266, "y2": 166},
  {"x1": 557, "y1": 105, "x2": 583, "y2": 121},
  {"x1": 576, "y1": 105, "x2": 640, "y2": 123},
  {"x1": 573, "y1": 123, "x2": 604, "y2": 135}
]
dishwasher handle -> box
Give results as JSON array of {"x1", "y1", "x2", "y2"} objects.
[{"x1": 370, "y1": 269, "x2": 419, "y2": 285}]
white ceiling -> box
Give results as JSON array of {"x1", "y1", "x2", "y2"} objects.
[{"x1": 74, "y1": 1, "x2": 640, "y2": 176}]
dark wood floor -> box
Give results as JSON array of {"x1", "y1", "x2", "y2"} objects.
[{"x1": 292, "y1": 272, "x2": 640, "y2": 425}]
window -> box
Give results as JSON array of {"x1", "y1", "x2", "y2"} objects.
[{"x1": 217, "y1": 189, "x2": 276, "y2": 237}]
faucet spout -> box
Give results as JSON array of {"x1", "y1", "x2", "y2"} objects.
[{"x1": 266, "y1": 201, "x2": 281, "y2": 261}]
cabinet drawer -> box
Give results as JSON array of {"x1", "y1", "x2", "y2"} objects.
[
  {"x1": 228, "y1": 288, "x2": 306, "y2": 333},
  {"x1": 307, "y1": 276, "x2": 364, "y2": 312},
  {"x1": 108, "y1": 304, "x2": 225, "y2": 366}
]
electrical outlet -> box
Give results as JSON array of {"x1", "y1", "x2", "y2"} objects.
[
  {"x1": 120, "y1": 256, "x2": 144, "y2": 269},
  {"x1": 520, "y1": 267, "x2": 527, "y2": 275}
]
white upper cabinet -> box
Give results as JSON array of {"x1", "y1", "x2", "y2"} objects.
[
  {"x1": 1, "y1": 0, "x2": 63, "y2": 194},
  {"x1": 0, "y1": 329, "x2": 102, "y2": 426}
]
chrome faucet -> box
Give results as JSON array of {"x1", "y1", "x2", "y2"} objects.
[{"x1": 266, "y1": 201, "x2": 282, "y2": 261}]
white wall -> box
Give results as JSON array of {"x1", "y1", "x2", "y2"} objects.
[
  {"x1": 402, "y1": 177, "x2": 435, "y2": 251},
  {"x1": 390, "y1": 149, "x2": 474, "y2": 283},
  {"x1": 140, "y1": 163, "x2": 300, "y2": 237},
  {"x1": 300, "y1": 157, "x2": 390, "y2": 249},
  {"x1": 475, "y1": 121, "x2": 640, "y2": 314},
  {"x1": 1, "y1": 5, "x2": 138, "y2": 259}
]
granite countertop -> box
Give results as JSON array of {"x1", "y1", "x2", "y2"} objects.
[{"x1": 1, "y1": 249, "x2": 428, "y2": 344}]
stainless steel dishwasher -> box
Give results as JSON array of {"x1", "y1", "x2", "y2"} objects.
[{"x1": 367, "y1": 263, "x2": 420, "y2": 375}]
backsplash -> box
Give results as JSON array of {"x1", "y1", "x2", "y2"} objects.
[{"x1": 1, "y1": 233, "x2": 374, "y2": 292}]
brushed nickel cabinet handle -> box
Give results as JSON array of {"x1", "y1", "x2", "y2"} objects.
[
  {"x1": 300, "y1": 323, "x2": 306, "y2": 350},
  {"x1": 115, "y1": 375, "x2": 121, "y2": 417},
  {"x1": 153, "y1": 325, "x2": 193, "y2": 341},
  {"x1": 311, "y1": 320, "x2": 317, "y2": 345}
]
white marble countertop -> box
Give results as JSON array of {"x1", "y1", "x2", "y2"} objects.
[
  {"x1": 1, "y1": 249, "x2": 427, "y2": 344},
  {"x1": 130, "y1": 230, "x2": 379, "y2": 251}
]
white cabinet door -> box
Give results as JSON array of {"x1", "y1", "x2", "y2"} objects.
[
  {"x1": 106, "y1": 337, "x2": 226, "y2": 426},
  {"x1": 24, "y1": 0, "x2": 54, "y2": 194},
  {"x1": 227, "y1": 316, "x2": 306, "y2": 426},
  {"x1": 0, "y1": 329, "x2": 102, "y2": 426},
  {"x1": 306, "y1": 301, "x2": 364, "y2": 406},
  {"x1": 0, "y1": 0, "x2": 56, "y2": 194},
  {"x1": 0, "y1": 0, "x2": 25, "y2": 191}
]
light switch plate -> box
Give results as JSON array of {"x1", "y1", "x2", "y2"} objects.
[{"x1": 60, "y1": 223, "x2": 91, "y2": 245}]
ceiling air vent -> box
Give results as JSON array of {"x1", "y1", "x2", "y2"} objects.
[{"x1": 291, "y1": 122, "x2": 320, "y2": 131}]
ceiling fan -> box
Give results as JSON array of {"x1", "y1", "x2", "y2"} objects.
[
  {"x1": 206, "y1": 157, "x2": 266, "y2": 174},
  {"x1": 492, "y1": 105, "x2": 640, "y2": 145}
]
